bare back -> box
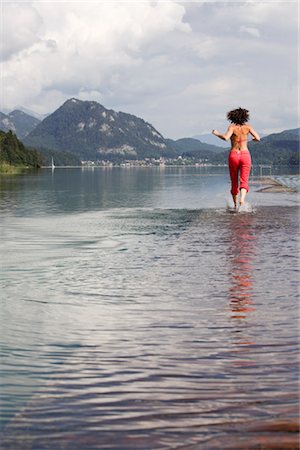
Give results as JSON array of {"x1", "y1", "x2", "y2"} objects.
[{"x1": 230, "y1": 124, "x2": 251, "y2": 151}]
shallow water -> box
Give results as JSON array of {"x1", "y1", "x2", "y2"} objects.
[
  {"x1": 0, "y1": 168, "x2": 299, "y2": 449},
  {"x1": 273, "y1": 175, "x2": 300, "y2": 190}
]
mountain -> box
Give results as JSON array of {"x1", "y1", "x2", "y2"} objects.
[
  {"x1": 0, "y1": 130, "x2": 41, "y2": 168},
  {"x1": 248, "y1": 128, "x2": 299, "y2": 165},
  {"x1": 0, "y1": 112, "x2": 16, "y2": 134},
  {"x1": 8, "y1": 110, "x2": 41, "y2": 139},
  {"x1": 12, "y1": 106, "x2": 47, "y2": 121},
  {"x1": 0, "y1": 110, "x2": 40, "y2": 139},
  {"x1": 193, "y1": 133, "x2": 230, "y2": 149},
  {"x1": 35, "y1": 147, "x2": 82, "y2": 167},
  {"x1": 166, "y1": 137, "x2": 226, "y2": 158},
  {"x1": 24, "y1": 98, "x2": 175, "y2": 161}
]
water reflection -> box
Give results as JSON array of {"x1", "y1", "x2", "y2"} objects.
[
  {"x1": 0, "y1": 167, "x2": 230, "y2": 216},
  {"x1": 226, "y1": 212, "x2": 257, "y2": 367},
  {"x1": 0, "y1": 168, "x2": 299, "y2": 449},
  {"x1": 227, "y1": 212, "x2": 256, "y2": 319}
]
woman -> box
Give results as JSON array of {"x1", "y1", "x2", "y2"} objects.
[{"x1": 212, "y1": 107, "x2": 260, "y2": 209}]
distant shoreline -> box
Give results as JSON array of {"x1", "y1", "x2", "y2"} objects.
[
  {"x1": 0, "y1": 163, "x2": 35, "y2": 174},
  {"x1": 42, "y1": 164, "x2": 228, "y2": 169}
]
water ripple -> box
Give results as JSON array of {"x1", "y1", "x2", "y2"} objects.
[{"x1": 1, "y1": 204, "x2": 299, "y2": 449}]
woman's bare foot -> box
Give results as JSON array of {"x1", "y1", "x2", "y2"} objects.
[
  {"x1": 240, "y1": 188, "x2": 247, "y2": 206},
  {"x1": 232, "y1": 194, "x2": 238, "y2": 209}
]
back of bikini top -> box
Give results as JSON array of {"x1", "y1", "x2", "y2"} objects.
[{"x1": 231, "y1": 125, "x2": 250, "y2": 145}]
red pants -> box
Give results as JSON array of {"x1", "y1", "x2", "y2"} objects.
[{"x1": 228, "y1": 150, "x2": 251, "y2": 196}]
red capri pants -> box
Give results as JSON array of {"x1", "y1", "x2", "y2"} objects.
[{"x1": 228, "y1": 149, "x2": 251, "y2": 196}]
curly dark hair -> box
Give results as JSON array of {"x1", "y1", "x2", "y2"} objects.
[{"x1": 226, "y1": 107, "x2": 250, "y2": 125}]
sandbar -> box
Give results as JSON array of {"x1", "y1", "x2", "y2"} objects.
[{"x1": 250, "y1": 176, "x2": 297, "y2": 193}]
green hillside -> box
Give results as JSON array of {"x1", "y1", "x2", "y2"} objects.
[
  {"x1": 166, "y1": 137, "x2": 226, "y2": 158},
  {"x1": 36, "y1": 147, "x2": 82, "y2": 167},
  {"x1": 0, "y1": 130, "x2": 42, "y2": 170},
  {"x1": 248, "y1": 128, "x2": 299, "y2": 165}
]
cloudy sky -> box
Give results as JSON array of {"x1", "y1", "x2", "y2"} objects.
[{"x1": 1, "y1": 0, "x2": 298, "y2": 139}]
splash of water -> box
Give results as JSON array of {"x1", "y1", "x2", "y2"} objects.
[
  {"x1": 238, "y1": 202, "x2": 255, "y2": 214},
  {"x1": 226, "y1": 201, "x2": 255, "y2": 214}
]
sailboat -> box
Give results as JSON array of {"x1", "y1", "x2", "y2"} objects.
[{"x1": 51, "y1": 157, "x2": 55, "y2": 170}]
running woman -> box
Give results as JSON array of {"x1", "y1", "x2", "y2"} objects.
[{"x1": 212, "y1": 107, "x2": 260, "y2": 209}]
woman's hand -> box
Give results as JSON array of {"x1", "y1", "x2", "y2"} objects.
[{"x1": 212, "y1": 129, "x2": 219, "y2": 136}]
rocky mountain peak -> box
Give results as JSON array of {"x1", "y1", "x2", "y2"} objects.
[
  {"x1": 24, "y1": 99, "x2": 173, "y2": 161},
  {"x1": 0, "y1": 110, "x2": 40, "y2": 139}
]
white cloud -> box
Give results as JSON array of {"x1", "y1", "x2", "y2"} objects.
[
  {"x1": 1, "y1": 3, "x2": 42, "y2": 60},
  {"x1": 1, "y1": 1, "x2": 298, "y2": 138},
  {"x1": 2, "y1": 2, "x2": 190, "y2": 112},
  {"x1": 239, "y1": 25, "x2": 260, "y2": 38}
]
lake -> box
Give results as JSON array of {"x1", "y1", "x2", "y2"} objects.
[{"x1": 0, "y1": 167, "x2": 299, "y2": 449}]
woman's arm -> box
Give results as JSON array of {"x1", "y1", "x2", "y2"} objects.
[
  {"x1": 248, "y1": 126, "x2": 260, "y2": 141},
  {"x1": 212, "y1": 126, "x2": 233, "y2": 141}
]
